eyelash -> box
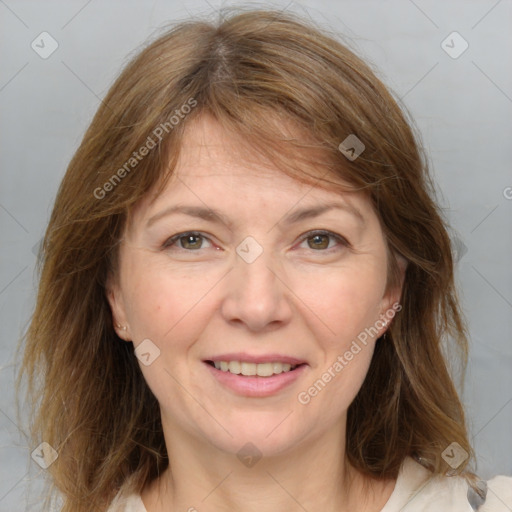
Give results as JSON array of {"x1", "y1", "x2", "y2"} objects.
[
  {"x1": 300, "y1": 230, "x2": 351, "y2": 251},
  {"x1": 162, "y1": 230, "x2": 350, "y2": 253}
]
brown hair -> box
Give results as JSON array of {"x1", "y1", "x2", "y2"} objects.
[{"x1": 18, "y1": 8, "x2": 477, "y2": 511}]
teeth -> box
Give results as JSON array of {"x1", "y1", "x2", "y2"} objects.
[
  {"x1": 241, "y1": 362, "x2": 257, "y2": 376},
  {"x1": 212, "y1": 361, "x2": 297, "y2": 377},
  {"x1": 273, "y1": 362, "x2": 283, "y2": 374},
  {"x1": 228, "y1": 361, "x2": 240, "y2": 374}
]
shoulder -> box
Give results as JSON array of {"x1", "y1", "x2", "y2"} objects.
[
  {"x1": 479, "y1": 475, "x2": 512, "y2": 512},
  {"x1": 106, "y1": 486, "x2": 146, "y2": 512},
  {"x1": 383, "y1": 457, "x2": 512, "y2": 511}
]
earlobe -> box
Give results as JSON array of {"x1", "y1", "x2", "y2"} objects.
[
  {"x1": 105, "y1": 276, "x2": 130, "y2": 341},
  {"x1": 386, "y1": 252, "x2": 408, "y2": 306},
  {"x1": 395, "y1": 253, "x2": 408, "y2": 292},
  {"x1": 379, "y1": 252, "x2": 408, "y2": 338}
]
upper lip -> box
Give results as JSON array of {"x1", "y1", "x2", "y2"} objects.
[{"x1": 204, "y1": 353, "x2": 308, "y2": 365}]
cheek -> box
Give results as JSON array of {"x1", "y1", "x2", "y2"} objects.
[
  {"x1": 290, "y1": 259, "x2": 387, "y2": 345},
  {"x1": 293, "y1": 261, "x2": 386, "y2": 413},
  {"x1": 120, "y1": 252, "x2": 224, "y2": 343}
]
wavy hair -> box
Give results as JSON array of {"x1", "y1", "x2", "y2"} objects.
[{"x1": 17, "y1": 8, "x2": 477, "y2": 511}]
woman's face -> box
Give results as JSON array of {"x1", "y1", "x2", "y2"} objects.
[{"x1": 108, "y1": 114, "x2": 404, "y2": 458}]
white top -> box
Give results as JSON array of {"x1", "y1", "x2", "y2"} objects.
[{"x1": 107, "y1": 457, "x2": 512, "y2": 511}]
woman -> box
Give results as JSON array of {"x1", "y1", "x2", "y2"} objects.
[{"x1": 18, "y1": 8, "x2": 512, "y2": 512}]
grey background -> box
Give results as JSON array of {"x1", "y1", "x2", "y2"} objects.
[{"x1": 1, "y1": 0, "x2": 511, "y2": 510}]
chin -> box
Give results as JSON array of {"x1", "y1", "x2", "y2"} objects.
[{"x1": 194, "y1": 412, "x2": 312, "y2": 459}]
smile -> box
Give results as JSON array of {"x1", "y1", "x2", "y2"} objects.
[
  {"x1": 204, "y1": 357, "x2": 308, "y2": 397},
  {"x1": 210, "y1": 360, "x2": 299, "y2": 377}
]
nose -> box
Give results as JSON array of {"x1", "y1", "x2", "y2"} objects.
[{"x1": 220, "y1": 248, "x2": 293, "y2": 332}]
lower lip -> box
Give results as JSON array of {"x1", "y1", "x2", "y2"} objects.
[{"x1": 204, "y1": 362, "x2": 308, "y2": 397}]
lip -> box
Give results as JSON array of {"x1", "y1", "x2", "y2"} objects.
[
  {"x1": 203, "y1": 358, "x2": 309, "y2": 398},
  {"x1": 205, "y1": 353, "x2": 307, "y2": 365}
]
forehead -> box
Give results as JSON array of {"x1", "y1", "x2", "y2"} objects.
[
  {"x1": 128, "y1": 112, "x2": 370, "y2": 226},
  {"x1": 172, "y1": 113, "x2": 361, "y2": 192},
  {"x1": 175, "y1": 113, "x2": 300, "y2": 178}
]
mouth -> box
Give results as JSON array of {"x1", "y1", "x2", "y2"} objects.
[
  {"x1": 205, "y1": 360, "x2": 306, "y2": 377},
  {"x1": 203, "y1": 355, "x2": 309, "y2": 397}
]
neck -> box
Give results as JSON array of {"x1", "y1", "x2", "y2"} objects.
[{"x1": 142, "y1": 418, "x2": 394, "y2": 512}]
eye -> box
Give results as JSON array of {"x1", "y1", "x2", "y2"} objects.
[
  {"x1": 298, "y1": 230, "x2": 349, "y2": 251},
  {"x1": 162, "y1": 232, "x2": 213, "y2": 251}
]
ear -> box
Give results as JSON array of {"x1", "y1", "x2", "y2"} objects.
[
  {"x1": 105, "y1": 273, "x2": 131, "y2": 341},
  {"x1": 378, "y1": 252, "x2": 408, "y2": 336}
]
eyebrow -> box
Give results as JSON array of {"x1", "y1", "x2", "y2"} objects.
[
  {"x1": 145, "y1": 201, "x2": 365, "y2": 229},
  {"x1": 146, "y1": 205, "x2": 231, "y2": 229},
  {"x1": 281, "y1": 201, "x2": 365, "y2": 227}
]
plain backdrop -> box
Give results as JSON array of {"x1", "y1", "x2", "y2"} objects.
[{"x1": 1, "y1": 1, "x2": 511, "y2": 510}]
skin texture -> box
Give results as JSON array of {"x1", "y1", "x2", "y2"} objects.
[{"x1": 107, "y1": 114, "x2": 405, "y2": 512}]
